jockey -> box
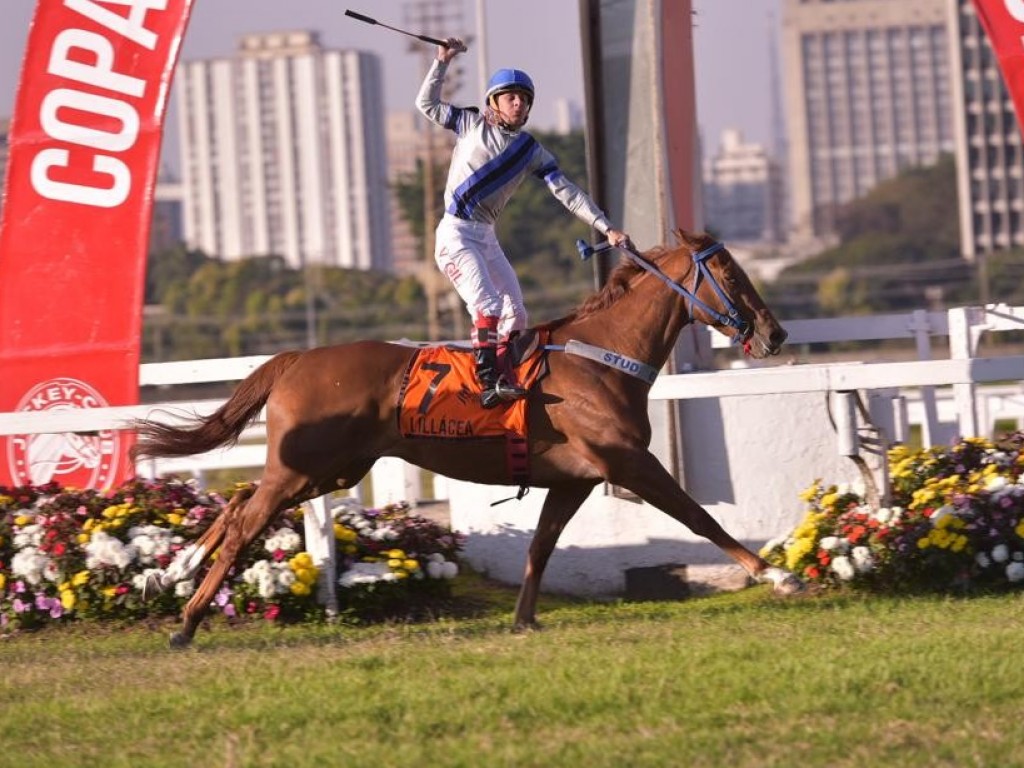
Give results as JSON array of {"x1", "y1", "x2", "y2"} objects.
[{"x1": 416, "y1": 37, "x2": 631, "y2": 409}]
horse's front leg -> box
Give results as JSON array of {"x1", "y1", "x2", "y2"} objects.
[
  {"x1": 513, "y1": 481, "x2": 595, "y2": 631},
  {"x1": 596, "y1": 443, "x2": 804, "y2": 594}
]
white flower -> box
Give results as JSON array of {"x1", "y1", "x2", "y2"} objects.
[
  {"x1": 426, "y1": 558, "x2": 459, "y2": 580},
  {"x1": 1006, "y1": 562, "x2": 1024, "y2": 583},
  {"x1": 128, "y1": 525, "x2": 174, "y2": 565},
  {"x1": 13, "y1": 523, "x2": 43, "y2": 549},
  {"x1": 276, "y1": 569, "x2": 296, "y2": 588},
  {"x1": 174, "y1": 581, "x2": 196, "y2": 598},
  {"x1": 992, "y1": 544, "x2": 1010, "y2": 564},
  {"x1": 984, "y1": 475, "x2": 1008, "y2": 493},
  {"x1": 264, "y1": 528, "x2": 301, "y2": 554},
  {"x1": 85, "y1": 531, "x2": 137, "y2": 570},
  {"x1": 831, "y1": 555, "x2": 855, "y2": 581},
  {"x1": 339, "y1": 561, "x2": 392, "y2": 588},
  {"x1": 12, "y1": 547, "x2": 50, "y2": 586},
  {"x1": 852, "y1": 546, "x2": 874, "y2": 573},
  {"x1": 820, "y1": 536, "x2": 849, "y2": 553},
  {"x1": 976, "y1": 552, "x2": 992, "y2": 569}
]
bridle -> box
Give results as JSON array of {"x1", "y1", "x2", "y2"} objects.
[{"x1": 576, "y1": 239, "x2": 754, "y2": 345}]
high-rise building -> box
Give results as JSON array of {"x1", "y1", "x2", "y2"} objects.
[
  {"x1": 175, "y1": 31, "x2": 392, "y2": 271},
  {"x1": 947, "y1": 0, "x2": 1024, "y2": 259},
  {"x1": 782, "y1": 0, "x2": 954, "y2": 241},
  {"x1": 703, "y1": 129, "x2": 784, "y2": 245}
]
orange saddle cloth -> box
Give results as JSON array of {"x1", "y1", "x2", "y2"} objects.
[{"x1": 397, "y1": 335, "x2": 549, "y2": 441}]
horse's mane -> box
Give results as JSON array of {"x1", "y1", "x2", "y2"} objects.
[{"x1": 537, "y1": 231, "x2": 719, "y2": 331}]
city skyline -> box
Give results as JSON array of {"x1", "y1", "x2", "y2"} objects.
[{"x1": 0, "y1": 0, "x2": 781, "y2": 171}]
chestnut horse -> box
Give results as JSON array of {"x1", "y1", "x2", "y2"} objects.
[{"x1": 133, "y1": 230, "x2": 803, "y2": 648}]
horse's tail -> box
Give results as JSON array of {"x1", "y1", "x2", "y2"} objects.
[{"x1": 130, "y1": 351, "x2": 304, "y2": 460}]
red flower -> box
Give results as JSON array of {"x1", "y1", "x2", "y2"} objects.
[
  {"x1": 805, "y1": 565, "x2": 821, "y2": 579},
  {"x1": 817, "y1": 551, "x2": 832, "y2": 565},
  {"x1": 847, "y1": 525, "x2": 867, "y2": 544},
  {"x1": 52, "y1": 542, "x2": 66, "y2": 557},
  {"x1": 272, "y1": 549, "x2": 286, "y2": 562},
  {"x1": 264, "y1": 604, "x2": 281, "y2": 621}
]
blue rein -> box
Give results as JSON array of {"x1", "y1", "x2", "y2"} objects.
[{"x1": 576, "y1": 238, "x2": 752, "y2": 343}]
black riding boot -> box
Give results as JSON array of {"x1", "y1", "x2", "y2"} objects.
[{"x1": 474, "y1": 345, "x2": 526, "y2": 409}]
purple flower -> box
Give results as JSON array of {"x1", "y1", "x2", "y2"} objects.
[
  {"x1": 214, "y1": 587, "x2": 231, "y2": 607},
  {"x1": 35, "y1": 594, "x2": 50, "y2": 610},
  {"x1": 49, "y1": 602, "x2": 63, "y2": 619},
  {"x1": 13, "y1": 581, "x2": 25, "y2": 594},
  {"x1": 12, "y1": 598, "x2": 29, "y2": 613},
  {"x1": 222, "y1": 604, "x2": 236, "y2": 618}
]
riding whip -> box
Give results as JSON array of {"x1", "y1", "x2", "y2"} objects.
[{"x1": 344, "y1": 9, "x2": 452, "y2": 48}]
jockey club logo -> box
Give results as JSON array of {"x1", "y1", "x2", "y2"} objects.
[{"x1": 6, "y1": 378, "x2": 119, "y2": 488}]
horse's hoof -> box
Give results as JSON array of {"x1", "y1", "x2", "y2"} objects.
[
  {"x1": 141, "y1": 572, "x2": 167, "y2": 601},
  {"x1": 758, "y1": 567, "x2": 806, "y2": 596},
  {"x1": 168, "y1": 631, "x2": 192, "y2": 650}
]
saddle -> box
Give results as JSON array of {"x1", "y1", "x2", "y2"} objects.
[{"x1": 396, "y1": 330, "x2": 550, "y2": 487}]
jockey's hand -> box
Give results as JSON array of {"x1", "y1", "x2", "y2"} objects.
[
  {"x1": 438, "y1": 37, "x2": 467, "y2": 62},
  {"x1": 607, "y1": 229, "x2": 632, "y2": 250}
]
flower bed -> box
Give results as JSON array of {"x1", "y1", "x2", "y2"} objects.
[
  {"x1": 0, "y1": 478, "x2": 464, "y2": 630},
  {"x1": 761, "y1": 433, "x2": 1024, "y2": 592}
]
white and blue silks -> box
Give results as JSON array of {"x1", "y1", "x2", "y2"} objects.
[{"x1": 417, "y1": 59, "x2": 613, "y2": 334}]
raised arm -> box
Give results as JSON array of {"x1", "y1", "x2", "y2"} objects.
[{"x1": 415, "y1": 36, "x2": 467, "y2": 127}]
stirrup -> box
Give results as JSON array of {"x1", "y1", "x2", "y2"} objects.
[{"x1": 480, "y1": 378, "x2": 527, "y2": 409}]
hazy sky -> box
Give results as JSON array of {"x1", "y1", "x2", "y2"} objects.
[{"x1": 0, "y1": 0, "x2": 781, "y2": 166}]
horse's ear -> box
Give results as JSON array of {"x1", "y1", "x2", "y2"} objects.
[{"x1": 672, "y1": 229, "x2": 699, "y2": 248}]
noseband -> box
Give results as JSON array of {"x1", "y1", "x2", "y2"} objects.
[{"x1": 576, "y1": 239, "x2": 753, "y2": 344}]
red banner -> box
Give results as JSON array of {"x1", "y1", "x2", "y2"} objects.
[
  {"x1": 0, "y1": 0, "x2": 194, "y2": 488},
  {"x1": 972, "y1": 0, "x2": 1024, "y2": 132}
]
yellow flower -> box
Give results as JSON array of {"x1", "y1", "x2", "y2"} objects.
[
  {"x1": 799, "y1": 482, "x2": 821, "y2": 503},
  {"x1": 403, "y1": 559, "x2": 420, "y2": 571},
  {"x1": 386, "y1": 549, "x2": 406, "y2": 559},
  {"x1": 102, "y1": 586, "x2": 117, "y2": 598},
  {"x1": 166, "y1": 513, "x2": 184, "y2": 526},
  {"x1": 0, "y1": 574, "x2": 6, "y2": 591},
  {"x1": 819, "y1": 493, "x2": 839, "y2": 509},
  {"x1": 1015, "y1": 520, "x2": 1024, "y2": 539},
  {"x1": 917, "y1": 538, "x2": 931, "y2": 549},
  {"x1": 290, "y1": 581, "x2": 312, "y2": 596},
  {"x1": 334, "y1": 524, "x2": 357, "y2": 542},
  {"x1": 394, "y1": 571, "x2": 409, "y2": 580},
  {"x1": 60, "y1": 590, "x2": 76, "y2": 611},
  {"x1": 950, "y1": 535, "x2": 968, "y2": 553},
  {"x1": 387, "y1": 558, "x2": 403, "y2": 569},
  {"x1": 72, "y1": 570, "x2": 90, "y2": 587},
  {"x1": 14, "y1": 514, "x2": 31, "y2": 527},
  {"x1": 290, "y1": 552, "x2": 314, "y2": 570},
  {"x1": 77, "y1": 533, "x2": 91, "y2": 545}
]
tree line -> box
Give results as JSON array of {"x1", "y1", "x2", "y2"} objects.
[{"x1": 142, "y1": 138, "x2": 1024, "y2": 362}]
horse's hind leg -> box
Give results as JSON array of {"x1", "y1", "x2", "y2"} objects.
[
  {"x1": 170, "y1": 478, "x2": 302, "y2": 649},
  {"x1": 513, "y1": 481, "x2": 594, "y2": 631},
  {"x1": 142, "y1": 487, "x2": 255, "y2": 600}
]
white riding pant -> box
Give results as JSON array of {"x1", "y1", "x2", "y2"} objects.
[{"x1": 434, "y1": 214, "x2": 527, "y2": 338}]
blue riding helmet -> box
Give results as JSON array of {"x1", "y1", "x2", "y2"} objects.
[{"x1": 485, "y1": 68, "x2": 535, "y2": 106}]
